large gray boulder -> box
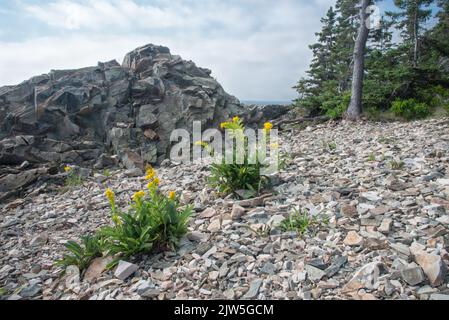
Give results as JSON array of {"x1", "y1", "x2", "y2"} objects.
[
  {"x1": 0, "y1": 44, "x2": 243, "y2": 169},
  {"x1": 239, "y1": 104, "x2": 292, "y2": 128}
]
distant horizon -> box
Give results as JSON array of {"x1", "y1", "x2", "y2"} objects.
[{"x1": 240, "y1": 99, "x2": 293, "y2": 106}]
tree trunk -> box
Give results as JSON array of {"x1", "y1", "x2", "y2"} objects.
[
  {"x1": 413, "y1": 6, "x2": 419, "y2": 67},
  {"x1": 346, "y1": 0, "x2": 371, "y2": 121}
]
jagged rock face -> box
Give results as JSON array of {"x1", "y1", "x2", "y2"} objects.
[
  {"x1": 241, "y1": 104, "x2": 292, "y2": 128},
  {"x1": 0, "y1": 44, "x2": 242, "y2": 169}
]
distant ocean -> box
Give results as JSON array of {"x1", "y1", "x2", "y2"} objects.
[{"x1": 241, "y1": 100, "x2": 292, "y2": 106}]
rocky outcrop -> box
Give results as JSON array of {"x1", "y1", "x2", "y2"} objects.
[
  {"x1": 0, "y1": 44, "x2": 243, "y2": 171},
  {"x1": 239, "y1": 104, "x2": 292, "y2": 128}
]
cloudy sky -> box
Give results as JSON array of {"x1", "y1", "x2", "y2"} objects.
[{"x1": 0, "y1": 0, "x2": 399, "y2": 101}]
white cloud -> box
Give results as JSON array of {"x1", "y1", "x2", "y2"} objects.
[
  {"x1": 1, "y1": 0, "x2": 337, "y2": 100},
  {"x1": 23, "y1": 0, "x2": 241, "y2": 31}
]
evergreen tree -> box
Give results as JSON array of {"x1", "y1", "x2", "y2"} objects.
[
  {"x1": 308, "y1": 7, "x2": 338, "y2": 84},
  {"x1": 426, "y1": 0, "x2": 449, "y2": 56},
  {"x1": 369, "y1": 16, "x2": 394, "y2": 52},
  {"x1": 334, "y1": 0, "x2": 360, "y2": 92},
  {"x1": 387, "y1": 0, "x2": 434, "y2": 67},
  {"x1": 294, "y1": 6, "x2": 339, "y2": 115},
  {"x1": 294, "y1": 0, "x2": 448, "y2": 120},
  {"x1": 294, "y1": 1, "x2": 360, "y2": 117},
  {"x1": 364, "y1": 14, "x2": 397, "y2": 111}
]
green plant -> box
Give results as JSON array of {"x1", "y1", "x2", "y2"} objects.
[
  {"x1": 103, "y1": 169, "x2": 112, "y2": 178},
  {"x1": 56, "y1": 169, "x2": 192, "y2": 271},
  {"x1": 209, "y1": 161, "x2": 267, "y2": 196},
  {"x1": 242, "y1": 224, "x2": 271, "y2": 238},
  {"x1": 0, "y1": 287, "x2": 7, "y2": 296},
  {"x1": 389, "y1": 160, "x2": 405, "y2": 170},
  {"x1": 390, "y1": 98, "x2": 432, "y2": 120},
  {"x1": 378, "y1": 136, "x2": 392, "y2": 144},
  {"x1": 322, "y1": 140, "x2": 337, "y2": 151},
  {"x1": 444, "y1": 101, "x2": 449, "y2": 115},
  {"x1": 368, "y1": 153, "x2": 376, "y2": 162},
  {"x1": 417, "y1": 85, "x2": 449, "y2": 110},
  {"x1": 280, "y1": 209, "x2": 328, "y2": 235},
  {"x1": 100, "y1": 186, "x2": 191, "y2": 257},
  {"x1": 64, "y1": 165, "x2": 84, "y2": 187},
  {"x1": 364, "y1": 106, "x2": 381, "y2": 120},
  {"x1": 200, "y1": 117, "x2": 275, "y2": 198},
  {"x1": 324, "y1": 91, "x2": 351, "y2": 119},
  {"x1": 55, "y1": 235, "x2": 104, "y2": 271}
]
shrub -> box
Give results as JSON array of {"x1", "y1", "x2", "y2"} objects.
[
  {"x1": 416, "y1": 85, "x2": 449, "y2": 109},
  {"x1": 55, "y1": 235, "x2": 104, "y2": 271},
  {"x1": 56, "y1": 168, "x2": 191, "y2": 270},
  {"x1": 322, "y1": 91, "x2": 351, "y2": 119},
  {"x1": 199, "y1": 117, "x2": 277, "y2": 198},
  {"x1": 294, "y1": 80, "x2": 350, "y2": 119},
  {"x1": 443, "y1": 101, "x2": 449, "y2": 115},
  {"x1": 390, "y1": 98, "x2": 431, "y2": 120}
]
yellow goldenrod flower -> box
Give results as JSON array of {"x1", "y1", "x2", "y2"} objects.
[
  {"x1": 64, "y1": 165, "x2": 72, "y2": 172},
  {"x1": 220, "y1": 122, "x2": 227, "y2": 129},
  {"x1": 105, "y1": 188, "x2": 115, "y2": 202},
  {"x1": 270, "y1": 142, "x2": 279, "y2": 149},
  {"x1": 169, "y1": 191, "x2": 176, "y2": 200},
  {"x1": 132, "y1": 190, "x2": 146, "y2": 202},
  {"x1": 145, "y1": 167, "x2": 156, "y2": 180},
  {"x1": 264, "y1": 122, "x2": 273, "y2": 131},
  {"x1": 233, "y1": 116, "x2": 240, "y2": 122},
  {"x1": 147, "y1": 177, "x2": 160, "y2": 190}
]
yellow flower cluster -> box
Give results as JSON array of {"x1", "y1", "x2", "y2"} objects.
[
  {"x1": 145, "y1": 167, "x2": 156, "y2": 180},
  {"x1": 264, "y1": 122, "x2": 273, "y2": 131},
  {"x1": 102, "y1": 169, "x2": 179, "y2": 228},
  {"x1": 132, "y1": 190, "x2": 146, "y2": 202},
  {"x1": 220, "y1": 117, "x2": 272, "y2": 133},
  {"x1": 145, "y1": 166, "x2": 160, "y2": 190},
  {"x1": 147, "y1": 177, "x2": 160, "y2": 189},
  {"x1": 105, "y1": 188, "x2": 115, "y2": 203},
  {"x1": 220, "y1": 115, "x2": 242, "y2": 130},
  {"x1": 64, "y1": 165, "x2": 72, "y2": 172}
]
